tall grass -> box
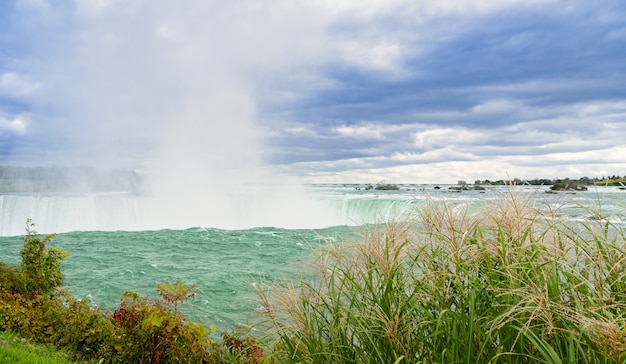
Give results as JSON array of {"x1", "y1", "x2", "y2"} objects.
[{"x1": 258, "y1": 189, "x2": 626, "y2": 363}]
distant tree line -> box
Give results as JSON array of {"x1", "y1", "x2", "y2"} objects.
[
  {"x1": 0, "y1": 165, "x2": 142, "y2": 193},
  {"x1": 474, "y1": 175, "x2": 625, "y2": 187}
]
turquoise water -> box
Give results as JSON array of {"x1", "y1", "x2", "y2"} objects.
[
  {"x1": 1, "y1": 184, "x2": 624, "y2": 333},
  {"x1": 0, "y1": 225, "x2": 353, "y2": 332}
]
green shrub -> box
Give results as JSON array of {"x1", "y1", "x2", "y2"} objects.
[
  {"x1": 0, "y1": 288, "x2": 31, "y2": 333},
  {"x1": 42, "y1": 291, "x2": 113, "y2": 358},
  {"x1": 19, "y1": 219, "x2": 69, "y2": 297},
  {"x1": 102, "y1": 285, "x2": 222, "y2": 363},
  {"x1": 0, "y1": 262, "x2": 29, "y2": 294},
  {"x1": 100, "y1": 283, "x2": 268, "y2": 363},
  {"x1": 0, "y1": 288, "x2": 112, "y2": 359},
  {"x1": 221, "y1": 330, "x2": 266, "y2": 364},
  {"x1": 0, "y1": 220, "x2": 69, "y2": 299}
]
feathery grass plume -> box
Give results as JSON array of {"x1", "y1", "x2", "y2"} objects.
[
  {"x1": 257, "y1": 220, "x2": 421, "y2": 363},
  {"x1": 259, "y1": 186, "x2": 626, "y2": 363}
]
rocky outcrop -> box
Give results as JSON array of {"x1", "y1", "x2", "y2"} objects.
[{"x1": 549, "y1": 182, "x2": 588, "y2": 191}]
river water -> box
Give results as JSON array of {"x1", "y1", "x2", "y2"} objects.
[{"x1": 1, "y1": 184, "x2": 624, "y2": 332}]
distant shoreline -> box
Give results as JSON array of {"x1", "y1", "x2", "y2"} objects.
[{"x1": 1, "y1": 165, "x2": 624, "y2": 192}]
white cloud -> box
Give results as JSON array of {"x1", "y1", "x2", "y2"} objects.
[
  {"x1": 332, "y1": 122, "x2": 421, "y2": 140},
  {"x1": 288, "y1": 96, "x2": 626, "y2": 183},
  {"x1": 314, "y1": 0, "x2": 549, "y2": 19},
  {"x1": 0, "y1": 73, "x2": 40, "y2": 97},
  {"x1": 286, "y1": 126, "x2": 318, "y2": 137},
  {"x1": 0, "y1": 117, "x2": 27, "y2": 133},
  {"x1": 577, "y1": 100, "x2": 626, "y2": 119},
  {"x1": 334, "y1": 39, "x2": 405, "y2": 73},
  {"x1": 412, "y1": 127, "x2": 484, "y2": 149},
  {"x1": 334, "y1": 124, "x2": 385, "y2": 139},
  {"x1": 297, "y1": 153, "x2": 626, "y2": 185}
]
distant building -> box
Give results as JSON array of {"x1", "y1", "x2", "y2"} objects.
[{"x1": 458, "y1": 180, "x2": 467, "y2": 185}]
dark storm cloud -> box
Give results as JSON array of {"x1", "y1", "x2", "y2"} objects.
[{"x1": 281, "y1": 2, "x2": 625, "y2": 126}]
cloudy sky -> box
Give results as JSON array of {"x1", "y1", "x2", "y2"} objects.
[{"x1": 1, "y1": 0, "x2": 625, "y2": 184}]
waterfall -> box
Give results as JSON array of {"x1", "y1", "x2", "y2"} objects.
[{"x1": 0, "y1": 193, "x2": 145, "y2": 236}]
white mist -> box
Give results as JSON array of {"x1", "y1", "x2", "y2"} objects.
[{"x1": 2, "y1": 1, "x2": 337, "y2": 234}]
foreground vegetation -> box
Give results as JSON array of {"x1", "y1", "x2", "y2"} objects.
[
  {"x1": 0, "y1": 221, "x2": 263, "y2": 363},
  {"x1": 0, "y1": 331, "x2": 90, "y2": 364},
  {"x1": 258, "y1": 190, "x2": 626, "y2": 363},
  {"x1": 2, "y1": 189, "x2": 626, "y2": 363}
]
